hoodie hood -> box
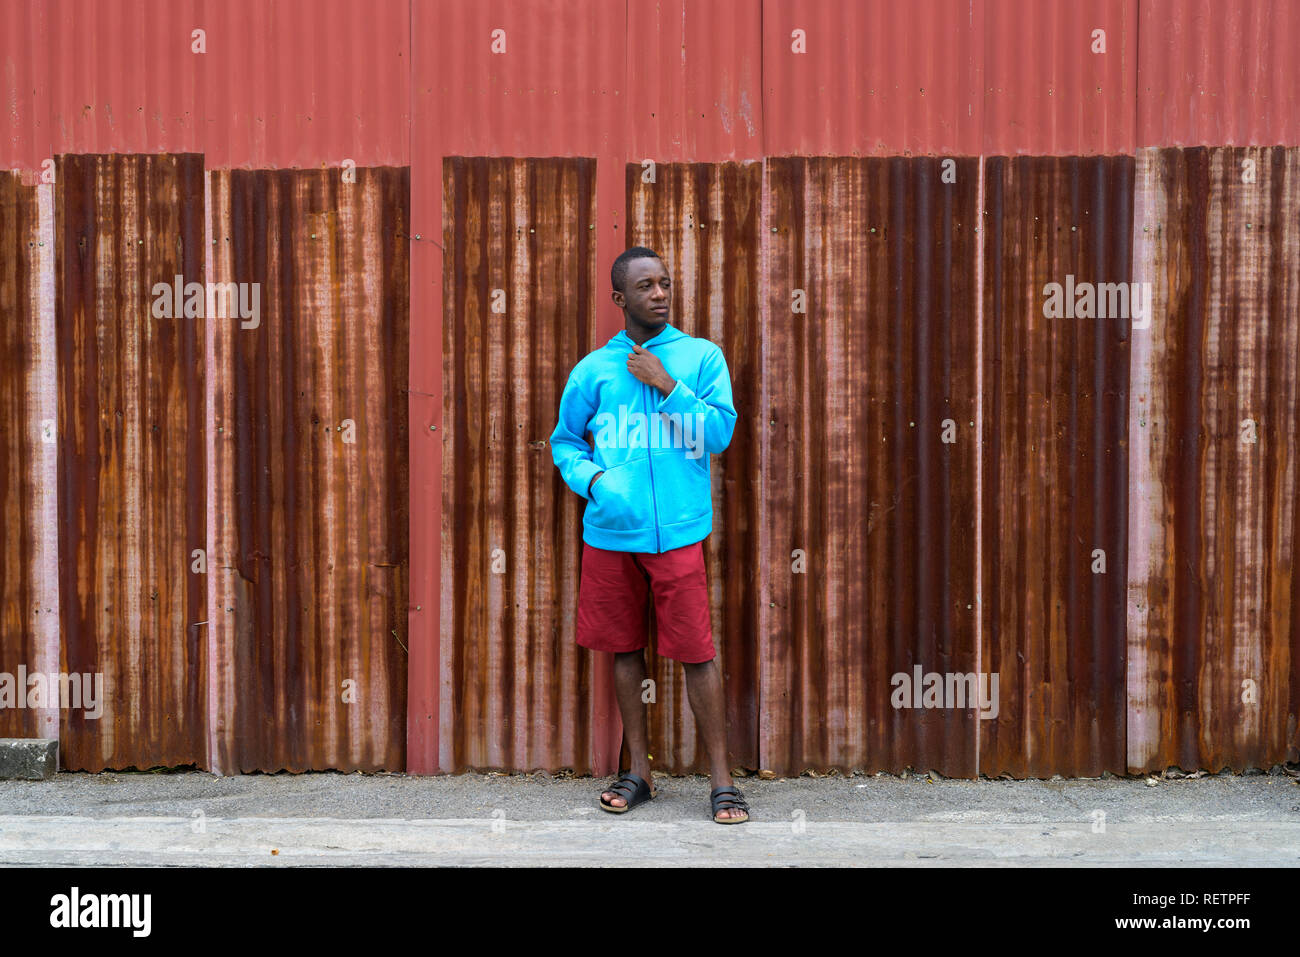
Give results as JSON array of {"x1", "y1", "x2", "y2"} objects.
[{"x1": 608, "y1": 324, "x2": 689, "y2": 350}]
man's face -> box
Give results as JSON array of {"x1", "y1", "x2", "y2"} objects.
[{"x1": 614, "y1": 257, "x2": 671, "y2": 328}]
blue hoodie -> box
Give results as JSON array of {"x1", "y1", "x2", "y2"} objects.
[{"x1": 551, "y1": 324, "x2": 737, "y2": 553}]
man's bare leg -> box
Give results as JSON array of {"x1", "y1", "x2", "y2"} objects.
[
  {"x1": 682, "y1": 658, "x2": 746, "y2": 820},
  {"x1": 602, "y1": 650, "x2": 654, "y2": 808}
]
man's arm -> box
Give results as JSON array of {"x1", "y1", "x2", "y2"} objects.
[
  {"x1": 653, "y1": 345, "x2": 737, "y2": 455},
  {"x1": 550, "y1": 372, "x2": 605, "y2": 499}
]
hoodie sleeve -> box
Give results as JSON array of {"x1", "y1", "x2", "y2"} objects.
[
  {"x1": 550, "y1": 368, "x2": 604, "y2": 500},
  {"x1": 655, "y1": 343, "x2": 737, "y2": 455}
]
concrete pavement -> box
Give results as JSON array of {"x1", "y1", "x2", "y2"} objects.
[{"x1": 1, "y1": 768, "x2": 1297, "y2": 866}]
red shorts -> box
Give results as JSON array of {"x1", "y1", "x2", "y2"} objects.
[{"x1": 575, "y1": 541, "x2": 715, "y2": 663}]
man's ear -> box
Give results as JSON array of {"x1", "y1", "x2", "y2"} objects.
[{"x1": 610, "y1": 289, "x2": 625, "y2": 309}]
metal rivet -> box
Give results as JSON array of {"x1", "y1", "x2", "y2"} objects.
[
  {"x1": 429, "y1": 425, "x2": 437, "y2": 431},
  {"x1": 771, "y1": 227, "x2": 778, "y2": 232},
  {"x1": 415, "y1": 233, "x2": 421, "y2": 240},
  {"x1": 311, "y1": 233, "x2": 316, "y2": 239}
]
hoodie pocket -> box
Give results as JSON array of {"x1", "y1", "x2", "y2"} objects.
[
  {"x1": 585, "y1": 457, "x2": 654, "y2": 532},
  {"x1": 651, "y1": 450, "x2": 713, "y2": 526}
]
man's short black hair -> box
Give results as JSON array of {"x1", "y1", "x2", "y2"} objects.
[{"x1": 611, "y1": 246, "x2": 662, "y2": 294}]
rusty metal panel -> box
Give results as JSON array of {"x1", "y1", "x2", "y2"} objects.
[
  {"x1": 627, "y1": 161, "x2": 762, "y2": 773},
  {"x1": 0, "y1": 174, "x2": 57, "y2": 739},
  {"x1": 762, "y1": 156, "x2": 982, "y2": 776},
  {"x1": 980, "y1": 155, "x2": 1133, "y2": 777},
  {"x1": 207, "y1": 167, "x2": 409, "y2": 773},
  {"x1": 55, "y1": 153, "x2": 207, "y2": 770},
  {"x1": 412, "y1": 0, "x2": 630, "y2": 773},
  {"x1": 1127, "y1": 147, "x2": 1300, "y2": 772},
  {"x1": 1138, "y1": 1, "x2": 1300, "y2": 148},
  {"x1": 761, "y1": 0, "x2": 983, "y2": 158},
  {"x1": 440, "y1": 157, "x2": 598, "y2": 772}
]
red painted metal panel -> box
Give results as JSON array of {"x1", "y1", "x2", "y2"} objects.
[
  {"x1": 3, "y1": 0, "x2": 408, "y2": 170},
  {"x1": 763, "y1": 156, "x2": 982, "y2": 775},
  {"x1": 207, "y1": 167, "x2": 409, "y2": 772},
  {"x1": 0, "y1": 0, "x2": 52, "y2": 173},
  {"x1": 627, "y1": 161, "x2": 763, "y2": 773},
  {"x1": 44, "y1": 0, "x2": 205, "y2": 159},
  {"x1": 1138, "y1": 1, "x2": 1300, "y2": 148},
  {"x1": 407, "y1": 0, "x2": 443, "y2": 774},
  {"x1": 983, "y1": 0, "x2": 1137, "y2": 156},
  {"x1": 428, "y1": 0, "x2": 626, "y2": 158},
  {"x1": 199, "y1": 0, "x2": 410, "y2": 169},
  {"x1": 761, "y1": 0, "x2": 984, "y2": 158},
  {"x1": 980, "y1": 155, "x2": 1133, "y2": 777},
  {"x1": 1127, "y1": 147, "x2": 1300, "y2": 772},
  {"x1": 626, "y1": 0, "x2": 764, "y2": 162},
  {"x1": 55, "y1": 153, "x2": 208, "y2": 771}
]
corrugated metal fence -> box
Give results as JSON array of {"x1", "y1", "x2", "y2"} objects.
[{"x1": 1, "y1": 0, "x2": 1298, "y2": 776}]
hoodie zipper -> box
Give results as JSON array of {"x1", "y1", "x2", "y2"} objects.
[
  {"x1": 623, "y1": 329, "x2": 672, "y2": 554},
  {"x1": 644, "y1": 379, "x2": 661, "y2": 552}
]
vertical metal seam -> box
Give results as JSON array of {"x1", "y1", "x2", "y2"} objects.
[
  {"x1": 204, "y1": 168, "x2": 219, "y2": 774},
  {"x1": 757, "y1": 155, "x2": 771, "y2": 771},
  {"x1": 973, "y1": 154, "x2": 985, "y2": 779}
]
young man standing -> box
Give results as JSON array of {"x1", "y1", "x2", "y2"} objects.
[{"x1": 550, "y1": 247, "x2": 749, "y2": 824}]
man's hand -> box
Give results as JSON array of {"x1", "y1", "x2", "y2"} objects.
[
  {"x1": 588, "y1": 471, "x2": 604, "y2": 494},
  {"x1": 627, "y1": 343, "x2": 676, "y2": 396}
]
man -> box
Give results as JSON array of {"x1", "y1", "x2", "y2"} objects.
[{"x1": 550, "y1": 246, "x2": 750, "y2": 824}]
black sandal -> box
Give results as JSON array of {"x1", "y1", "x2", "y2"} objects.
[
  {"x1": 710, "y1": 785, "x2": 750, "y2": 824},
  {"x1": 599, "y1": 772, "x2": 656, "y2": 813}
]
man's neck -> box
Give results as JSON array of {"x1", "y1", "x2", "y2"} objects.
[{"x1": 625, "y1": 319, "x2": 666, "y2": 347}]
